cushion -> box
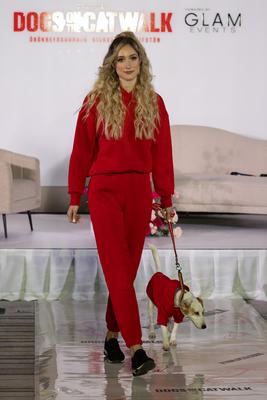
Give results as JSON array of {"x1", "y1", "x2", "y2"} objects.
[
  {"x1": 174, "y1": 174, "x2": 267, "y2": 207},
  {"x1": 12, "y1": 179, "x2": 37, "y2": 201}
]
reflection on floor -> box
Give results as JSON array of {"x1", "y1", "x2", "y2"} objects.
[
  {"x1": 1, "y1": 297, "x2": 266, "y2": 399},
  {"x1": 0, "y1": 301, "x2": 36, "y2": 400}
]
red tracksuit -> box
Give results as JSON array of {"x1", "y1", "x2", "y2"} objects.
[
  {"x1": 68, "y1": 87, "x2": 174, "y2": 347},
  {"x1": 146, "y1": 272, "x2": 189, "y2": 326}
]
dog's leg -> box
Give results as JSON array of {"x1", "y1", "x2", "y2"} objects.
[
  {"x1": 149, "y1": 244, "x2": 161, "y2": 272},
  {"x1": 148, "y1": 299, "x2": 156, "y2": 341},
  {"x1": 169, "y1": 345, "x2": 179, "y2": 366},
  {"x1": 170, "y1": 322, "x2": 179, "y2": 346},
  {"x1": 161, "y1": 325, "x2": 170, "y2": 351}
]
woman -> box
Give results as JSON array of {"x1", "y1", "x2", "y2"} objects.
[{"x1": 67, "y1": 31, "x2": 174, "y2": 376}]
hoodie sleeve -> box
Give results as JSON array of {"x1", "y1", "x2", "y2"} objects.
[
  {"x1": 68, "y1": 97, "x2": 97, "y2": 206},
  {"x1": 151, "y1": 95, "x2": 174, "y2": 208}
]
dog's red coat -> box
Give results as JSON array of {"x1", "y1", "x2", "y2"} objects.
[{"x1": 146, "y1": 272, "x2": 189, "y2": 326}]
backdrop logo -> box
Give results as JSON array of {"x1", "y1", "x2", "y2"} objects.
[
  {"x1": 13, "y1": 11, "x2": 173, "y2": 33},
  {"x1": 184, "y1": 9, "x2": 242, "y2": 33}
]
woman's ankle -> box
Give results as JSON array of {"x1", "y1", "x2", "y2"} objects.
[
  {"x1": 130, "y1": 344, "x2": 142, "y2": 357},
  {"x1": 106, "y1": 330, "x2": 119, "y2": 341}
]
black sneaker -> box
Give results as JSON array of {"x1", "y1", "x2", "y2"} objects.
[
  {"x1": 131, "y1": 349, "x2": 155, "y2": 376},
  {"x1": 104, "y1": 338, "x2": 125, "y2": 363}
]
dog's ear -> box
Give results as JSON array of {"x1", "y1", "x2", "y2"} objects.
[
  {"x1": 180, "y1": 294, "x2": 193, "y2": 308},
  {"x1": 180, "y1": 301, "x2": 190, "y2": 315},
  {"x1": 196, "y1": 297, "x2": 204, "y2": 307}
]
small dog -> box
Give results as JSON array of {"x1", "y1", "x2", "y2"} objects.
[{"x1": 147, "y1": 245, "x2": 206, "y2": 351}]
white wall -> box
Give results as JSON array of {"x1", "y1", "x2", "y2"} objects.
[{"x1": 0, "y1": 0, "x2": 266, "y2": 186}]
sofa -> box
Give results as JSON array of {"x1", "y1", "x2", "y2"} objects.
[{"x1": 170, "y1": 125, "x2": 267, "y2": 214}]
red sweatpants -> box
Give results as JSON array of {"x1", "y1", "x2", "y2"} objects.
[{"x1": 88, "y1": 173, "x2": 152, "y2": 347}]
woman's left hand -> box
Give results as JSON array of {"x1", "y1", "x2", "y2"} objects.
[{"x1": 162, "y1": 207, "x2": 175, "y2": 222}]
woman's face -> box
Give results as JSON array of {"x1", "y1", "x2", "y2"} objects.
[{"x1": 115, "y1": 44, "x2": 140, "y2": 84}]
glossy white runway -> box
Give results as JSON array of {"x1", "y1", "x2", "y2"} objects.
[
  {"x1": 0, "y1": 213, "x2": 266, "y2": 399},
  {"x1": 34, "y1": 296, "x2": 267, "y2": 400}
]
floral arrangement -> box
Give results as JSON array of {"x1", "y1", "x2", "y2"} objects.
[{"x1": 148, "y1": 191, "x2": 182, "y2": 238}]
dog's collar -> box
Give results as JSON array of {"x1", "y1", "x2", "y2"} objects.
[{"x1": 174, "y1": 288, "x2": 188, "y2": 308}]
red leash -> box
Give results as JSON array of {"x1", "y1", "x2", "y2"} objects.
[{"x1": 152, "y1": 203, "x2": 186, "y2": 303}]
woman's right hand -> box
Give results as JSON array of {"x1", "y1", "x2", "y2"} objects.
[{"x1": 67, "y1": 205, "x2": 80, "y2": 223}]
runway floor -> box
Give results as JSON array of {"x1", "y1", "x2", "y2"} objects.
[
  {"x1": 1, "y1": 296, "x2": 267, "y2": 400},
  {"x1": 0, "y1": 213, "x2": 267, "y2": 399}
]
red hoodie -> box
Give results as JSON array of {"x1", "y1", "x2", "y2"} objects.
[
  {"x1": 146, "y1": 272, "x2": 189, "y2": 326},
  {"x1": 68, "y1": 87, "x2": 174, "y2": 207}
]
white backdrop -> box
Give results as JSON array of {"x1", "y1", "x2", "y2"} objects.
[{"x1": 0, "y1": 0, "x2": 267, "y2": 186}]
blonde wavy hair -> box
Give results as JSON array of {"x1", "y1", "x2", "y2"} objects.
[{"x1": 82, "y1": 31, "x2": 160, "y2": 140}]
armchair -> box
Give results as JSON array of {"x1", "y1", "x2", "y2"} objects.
[{"x1": 0, "y1": 149, "x2": 41, "y2": 238}]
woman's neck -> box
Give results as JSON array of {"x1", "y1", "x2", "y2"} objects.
[{"x1": 119, "y1": 78, "x2": 137, "y2": 93}]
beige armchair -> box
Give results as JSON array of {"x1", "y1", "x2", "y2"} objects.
[{"x1": 0, "y1": 149, "x2": 41, "y2": 238}]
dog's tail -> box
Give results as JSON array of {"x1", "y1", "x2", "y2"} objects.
[{"x1": 148, "y1": 244, "x2": 161, "y2": 272}]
